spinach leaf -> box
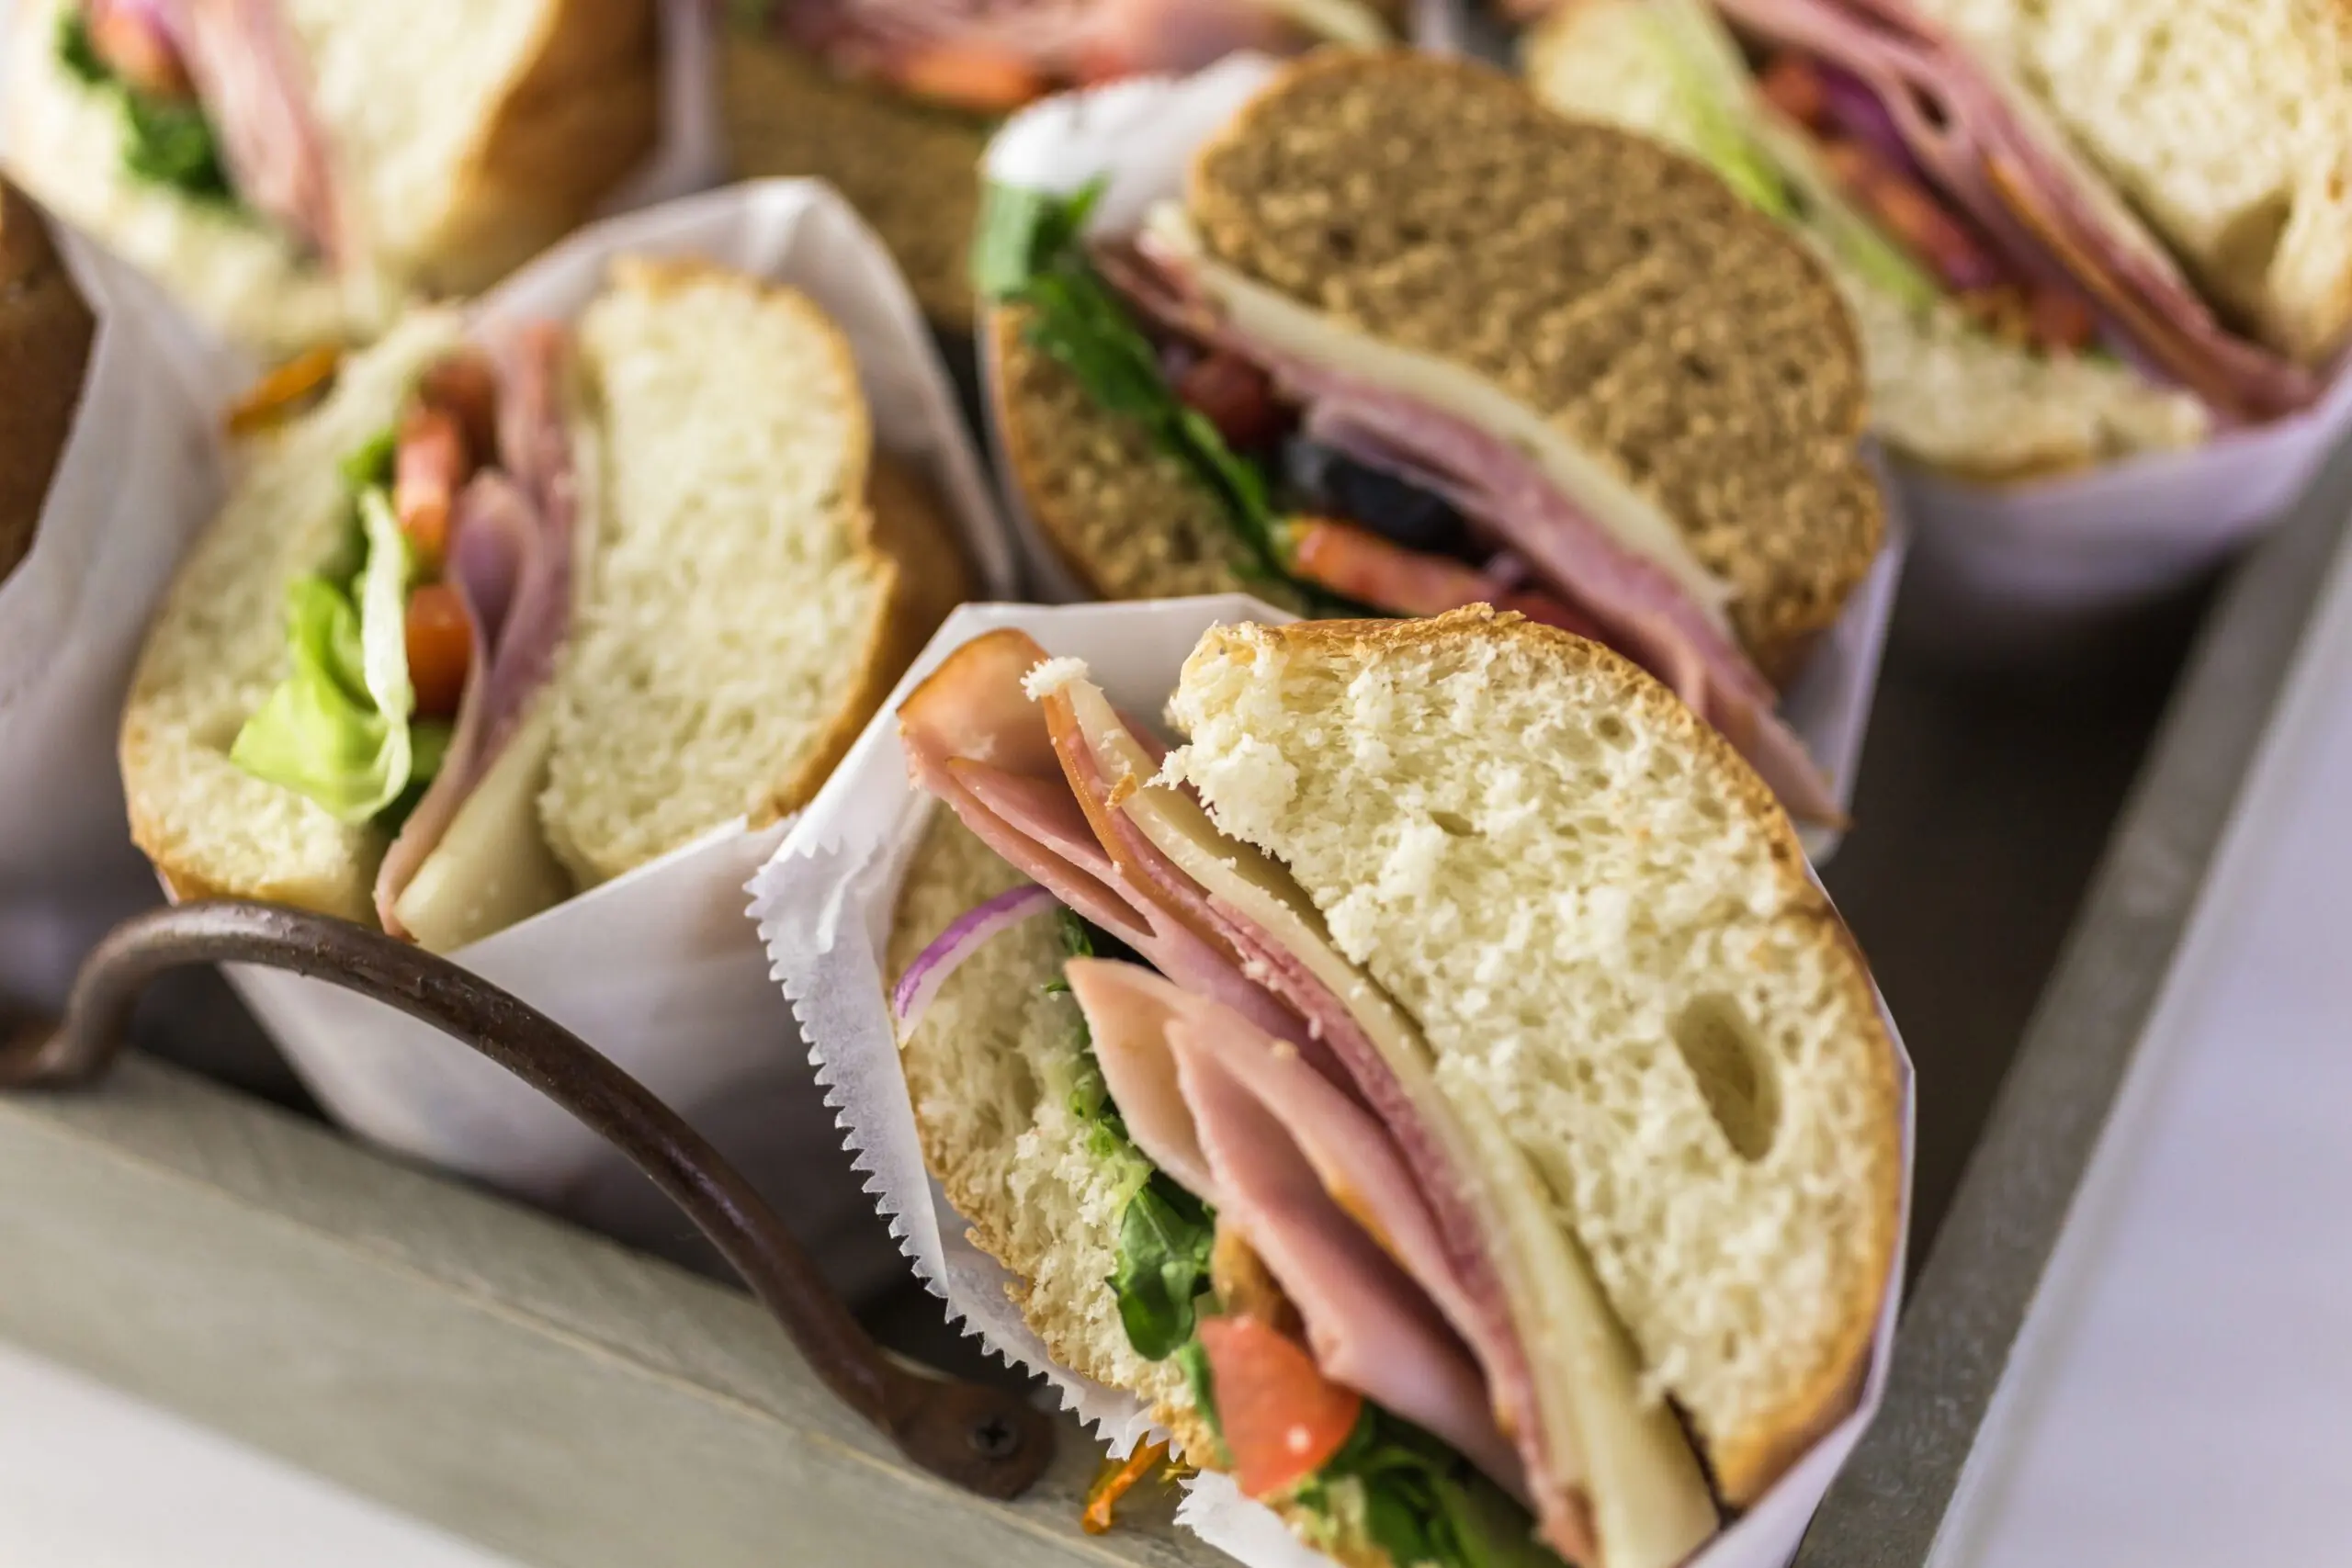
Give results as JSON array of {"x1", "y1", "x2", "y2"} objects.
[
  {"x1": 1295, "y1": 1407, "x2": 1566, "y2": 1568},
  {"x1": 1109, "y1": 1174, "x2": 1217, "y2": 1361},
  {"x1": 973, "y1": 180, "x2": 1357, "y2": 613}
]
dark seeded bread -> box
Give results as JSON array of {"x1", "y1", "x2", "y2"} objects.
[
  {"x1": 0, "y1": 182, "x2": 94, "y2": 585},
  {"x1": 1185, "y1": 51, "x2": 1883, "y2": 673},
  {"x1": 989, "y1": 303, "x2": 1304, "y2": 608},
  {"x1": 720, "y1": 33, "x2": 989, "y2": 331}
]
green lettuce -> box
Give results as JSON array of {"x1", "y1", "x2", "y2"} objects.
[
  {"x1": 58, "y1": 9, "x2": 236, "y2": 209},
  {"x1": 1042, "y1": 909, "x2": 1220, "y2": 1359},
  {"x1": 973, "y1": 181, "x2": 1363, "y2": 615},
  {"x1": 232, "y1": 473, "x2": 436, "y2": 827},
  {"x1": 1295, "y1": 1409, "x2": 1566, "y2": 1568}
]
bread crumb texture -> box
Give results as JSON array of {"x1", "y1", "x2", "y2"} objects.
[
  {"x1": 539, "y1": 261, "x2": 898, "y2": 885},
  {"x1": 1165, "y1": 609, "x2": 1900, "y2": 1495},
  {"x1": 888, "y1": 807, "x2": 1193, "y2": 1418}
]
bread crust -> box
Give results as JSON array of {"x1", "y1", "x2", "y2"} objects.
[
  {"x1": 413, "y1": 0, "x2": 662, "y2": 299},
  {"x1": 720, "y1": 33, "x2": 988, "y2": 331},
  {"x1": 0, "y1": 182, "x2": 94, "y2": 586},
  {"x1": 3, "y1": 0, "x2": 659, "y2": 353},
  {"x1": 1185, "y1": 50, "x2": 1881, "y2": 675},
  {"x1": 1187, "y1": 606, "x2": 1903, "y2": 1505},
  {"x1": 756, "y1": 451, "x2": 974, "y2": 828}
]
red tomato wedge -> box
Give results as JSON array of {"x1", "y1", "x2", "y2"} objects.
[
  {"x1": 1195, "y1": 1315, "x2": 1361, "y2": 1499},
  {"x1": 394, "y1": 405, "x2": 469, "y2": 568},
  {"x1": 891, "y1": 45, "x2": 1046, "y2": 114},
  {"x1": 403, "y1": 583, "x2": 471, "y2": 720},
  {"x1": 1285, "y1": 519, "x2": 1611, "y2": 642}
]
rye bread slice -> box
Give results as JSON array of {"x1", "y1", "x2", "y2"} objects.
[{"x1": 1184, "y1": 51, "x2": 1883, "y2": 675}]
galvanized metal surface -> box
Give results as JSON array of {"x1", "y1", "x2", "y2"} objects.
[{"x1": 1794, "y1": 440, "x2": 2352, "y2": 1566}]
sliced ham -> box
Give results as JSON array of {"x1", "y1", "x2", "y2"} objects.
[
  {"x1": 776, "y1": 0, "x2": 1300, "y2": 96},
  {"x1": 168, "y1": 0, "x2": 345, "y2": 263},
  {"x1": 1102, "y1": 234, "x2": 1847, "y2": 827},
  {"x1": 1713, "y1": 0, "x2": 2319, "y2": 418},
  {"x1": 903, "y1": 649, "x2": 1596, "y2": 1562},
  {"x1": 1065, "y1": 957, "x2": 1525, "y2": 1493},
  {"x1": 375, "y1": 329, "x2": 579, "y2": 935}
]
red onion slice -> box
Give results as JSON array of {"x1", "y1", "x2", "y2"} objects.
[{"x1": 891, "y1": 884, "x2": 1060, "y2": 1032}]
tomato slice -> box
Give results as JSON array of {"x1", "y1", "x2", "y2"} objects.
[
  {"x1": 891, "y1": 45, "x2": 1046, "y2": 114},
  {"x1": 1172, "y1": 352, "x2": 1286, "y2": 450},
  {"x1": 394, "y1": 406, "x2": 469, "y2": 568},
  {"x1": 403, "y1": 583, "x2": 472, "y2": 720},
  {"x1": 1195, "y1": 1315, "x2": 1361, "y2": 1499}
]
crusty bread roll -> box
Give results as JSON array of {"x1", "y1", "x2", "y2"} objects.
[
  {"x1": 122, "y1": 258, "x2": 970, "y2": 930},
  {"x1": 4, "y1": 0, "x2": 661, "y2": 356},
  {"x1": 0, "y1": 180, "x2": 96, "y2": 585},
  {"x1": 1901, "y1": 0, "x2": 2352, "y2": 367},
  {"x1": 1522, "y1": 0, "x2": 2211, "y2": 480},
  {"x1": 1161, "y1": 608, "x2": 1903, "y2": 1504}
]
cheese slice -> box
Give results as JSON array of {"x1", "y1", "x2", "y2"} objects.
[
  {"x1": 1145, "y1": 205, "x2": 1740, "y2": 634},
  {"x1": 390, "y1": 697, "x2": 573, "y2": 953}
]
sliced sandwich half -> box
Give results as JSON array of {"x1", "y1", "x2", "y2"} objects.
[
  {"x1": 719, "y1": 0, "x2": 1407, "y2": 328},
  {"x1": 122, "y1": 256, "x2": 970, "y2": 948},
  {"x1": 979, "y1": 50, "x2": 1884, "y2": 825},
  {"x1": 0, "y1": 180, "x2": 96, "y2": 587},
  {"x1": 5, "y1": 0, "x2": 662, "y2": 355},
  {"x1": 1522, "y1": 0, "x2": 2352, "y2": 479},
  {"x1": 884, "y1": 606, "x2": 1904, "y2": 1568}
]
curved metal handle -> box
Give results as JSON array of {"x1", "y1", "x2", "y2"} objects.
[{"x1": 0, "y1": 900, "x2": 1054, "y2": 1499}]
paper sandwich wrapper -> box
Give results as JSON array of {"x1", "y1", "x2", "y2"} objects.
[
  {"x1": 970, "y1": 55, "x2": 1905, "y2": 863},
  {"x1": 0, "y1": 221, "x2": 235, "y2": 1011},
  {"x1": 752, "y1": 595, "x2": 1917, "y2": 1568},
  {"x1": 209, "y1": 180, "x2": 1013, "y2": 1297}
]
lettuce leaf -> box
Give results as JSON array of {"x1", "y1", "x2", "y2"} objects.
[
  {"x1": 974, "y1": 181, "x2": 1363, "y2": 615},
  {"x1": 1295, "y1": 1407, "x2": 1565, "y2": 1568},
  {"x1": 58, "y1": 9, "x2": 235, "y2": 209},
  {"x1": 1111, "y1": 1176, "x2": 1217, "y2": 1361},
  {"x1": 231, "y1": 485, "x2": 429, "y2": 825}
]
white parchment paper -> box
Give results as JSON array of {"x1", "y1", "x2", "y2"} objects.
[
  {"x1": 752, "y1": 595, "x2": 1917, "y2": 1568},
  {"x1": 219, "y1": 183, "x2": 1010, "y2": 1293},
  {"x1": 0, "y1": 222, "x2": 235, "y2": 1010},
  {"x1": 971, "y1": 57, "x2": 1904, "y2": 863}
]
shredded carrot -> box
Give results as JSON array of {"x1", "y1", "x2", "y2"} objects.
[
  {"x1": 224, "y1": 346, "x2": 342, "y2": 437},
  {"x1": 1081, "y1": 1439, "x2": 1172, "y2": 1536}
]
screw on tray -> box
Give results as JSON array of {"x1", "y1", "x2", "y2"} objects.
[{"x1": 0, "y1": 899, "x2": 1055, "y2": 1499}]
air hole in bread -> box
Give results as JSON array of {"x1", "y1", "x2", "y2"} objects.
[
  {"x1": 1680, "y1": 355, "x2": 1717, "y2": 386},
  {"x1": 1430, "y1": 810, "x2": 1476, "y2": 838},
  {"x1": 1327, "y1": 229, "x2": 1357, "y2": 261},
  {"x1": 1670, "y1": 994, "x2": 1781, "y2": 1163},
  {"x1": 1594, "y1": 716, "x2": 1632, "y2": 750}
]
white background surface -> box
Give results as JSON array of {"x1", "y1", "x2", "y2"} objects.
[
  {"x1": 0, "y1": 1341, "x2": 518, "y2": 1566},
  {"x1": 1934, "y1": 521, "x2": 2352, "y2": 1565}
]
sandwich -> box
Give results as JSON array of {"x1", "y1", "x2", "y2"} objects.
[
  {"x1": 978, "y1": 51, "x2": 1885, "y2": 825},
  {"x1": 881, "y1": 605, "x2": 1905, "y2": 1568},
  {"x1": 0, "y1": 181, "x2": 96, "y2": 589},
  {"x1": 5, "y1": 0, "x2": 662, "y2": 355},
  {"x1": 1514, "y1": 0, "x2": 2352, "y2": 480},
  {"x1": 719, "y1": 0, "x2": 1407, "y2": 330},
  {"x1": 121, "y1": 256, "x2": 971, "y2": 951}
]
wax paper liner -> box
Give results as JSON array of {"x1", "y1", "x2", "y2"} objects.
[
  {"x1": 971, "y1": 55, "x2": 1905, "y2": 863},
  {"x1": 752, "y1": 595, "x2": 1917, "y2": 1568},
  {"x1": 213, "y1": 181, "x2": 1012, "y2": 1298},
  {"x1": 0, "y1": 217, "x2": 236, "y2": 1010}
]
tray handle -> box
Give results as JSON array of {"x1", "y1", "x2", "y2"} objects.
[{"x1": 0, "y1": 899, "x2": 1054, "y2": 1500}]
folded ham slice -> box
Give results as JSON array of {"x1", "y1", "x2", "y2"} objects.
[
  {"x1": 777, "y1": 0, "x2": 1301, "y2": 94},
  {"x1": 1713, "y1": 0, "x2": 2320, "y2": 418},
  {"x1": 896, "y1": 630, "x2": 1598, "y2": 1564},
  {"x1": 1097, "y1": 233, "x2": 1848, "y2": 827},
  {"x1": 375, "y1": 327, "x2": 579, "y2": 934},
  {"x1": 161, "y1": 0, "x2": 346, "y2": 262},
  {"x1": 1065, "y1": 957, "x2": 1527, "y2": 1494}
]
